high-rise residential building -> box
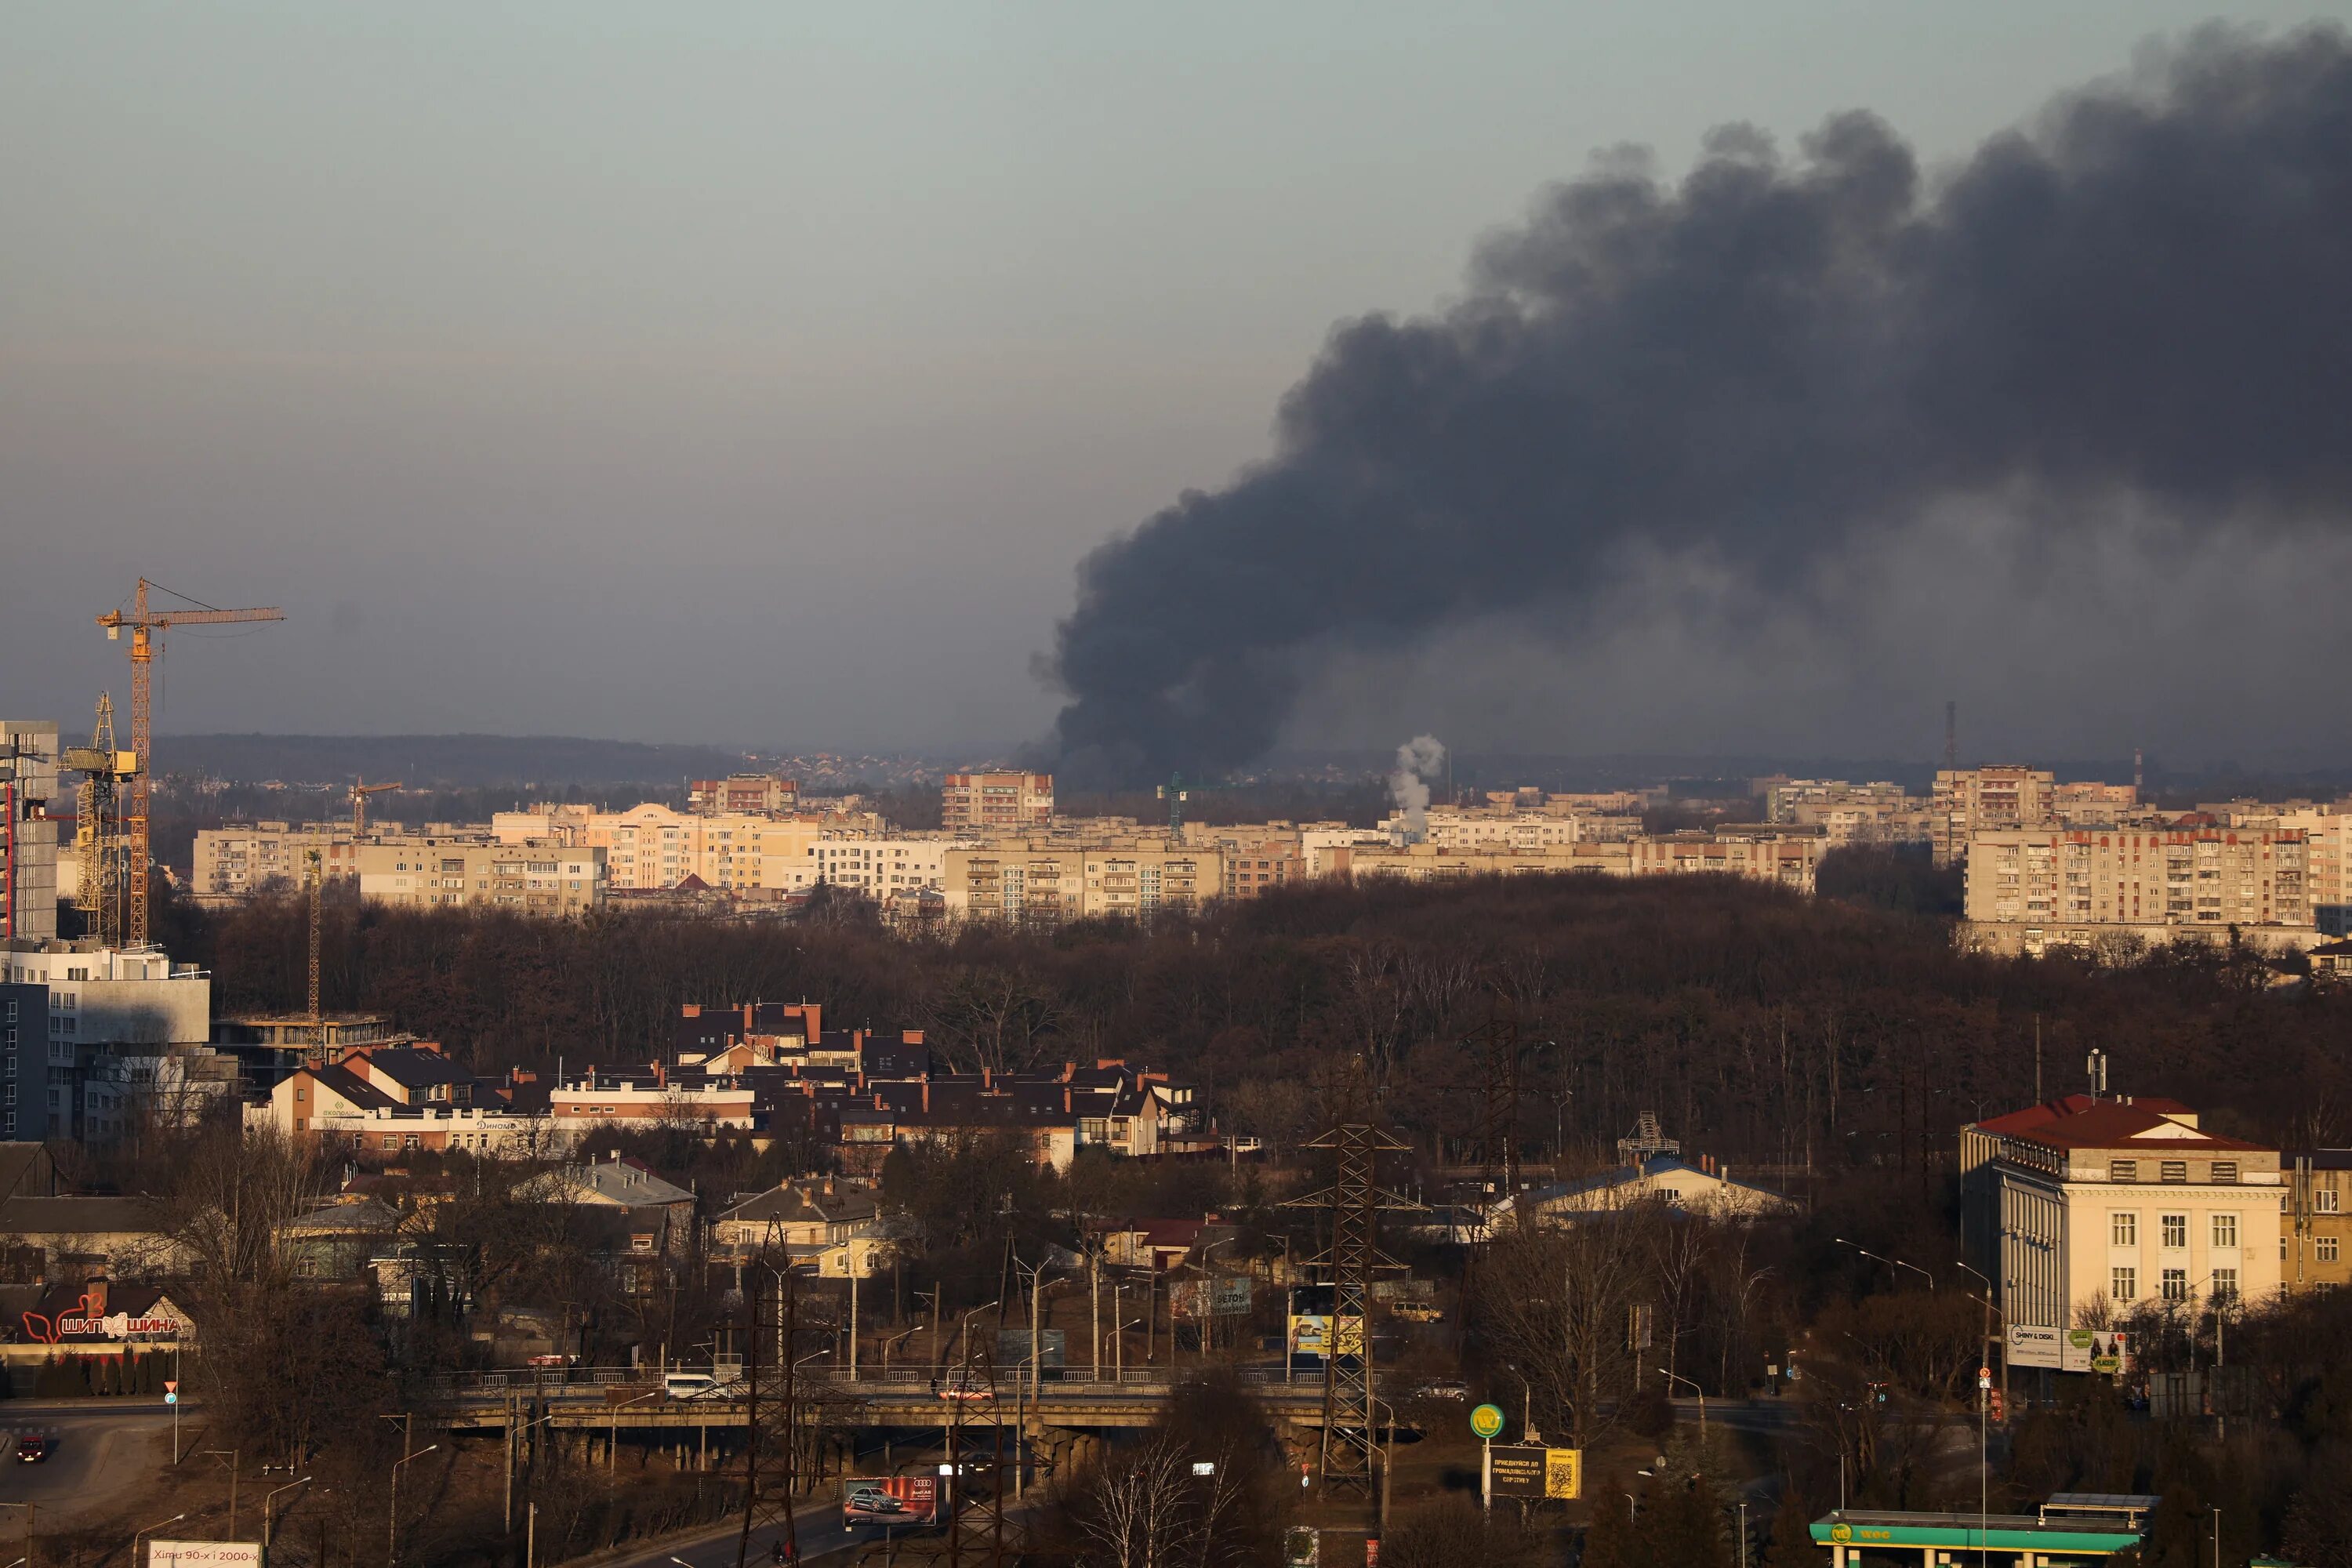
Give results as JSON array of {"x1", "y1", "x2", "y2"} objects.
[
  {"x1": 942, "y1": 771, "x2": 1054, "y2": 832},
  {"x1": 942, "y1": 841, "x2": 1216, "y2": 924},
  {"x1": 688, "y1": 773, "x2": 800, "y2": 816},
  {"x1": 1932, "y1": 766, "x2": 2058, "y2": 866},
  {"x1": 1960, "y1": 820, "x2": 2314, "y2": 956},
  {"x1": 1, "y1": 722, "x2": 60, "y2": 945},
  {"x1": 0, "y1": 980, "x2": 48, "y2": 1142},
  {"x1": 356, "y1": 840, "x2": 607, "y2": 914},
  {"x1": 1, "y1": 942, "x2": 212, "y2": 1135},
  {"x1": 194, "y1": 821, "x2": 377, "y2": 902}
]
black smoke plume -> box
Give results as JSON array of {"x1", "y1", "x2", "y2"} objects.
[{"x1": 1041, "y1": 27, "x2": 2352, "y2": 783}]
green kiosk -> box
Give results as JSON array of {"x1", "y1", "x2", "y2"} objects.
[{"x1": 1813, "y1": 1494, "x2": 2155, "y2": 1568}]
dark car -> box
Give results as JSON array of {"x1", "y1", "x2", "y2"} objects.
[{"x1": 16, "y1": 1436, "x2": 54, "y2": 1463}]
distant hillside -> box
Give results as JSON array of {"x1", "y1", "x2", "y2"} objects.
[{"x1": 154, "y1": 733, "x2": 757, "y2": 788}]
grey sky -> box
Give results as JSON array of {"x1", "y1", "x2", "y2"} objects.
[{"x1": 5, "y1": 2, "x2": 2345, "y2": 762}]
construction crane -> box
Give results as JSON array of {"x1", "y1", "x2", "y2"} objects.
[
  {"x1": 60, "y1": 695, "x2": 139, "y2": 948},
  {"x1": 307, "y1": 847, "x2": 324, "y2": 1028},
  {"x1": 95, "y1": 579, "x2": 285, "y2": 946},
  {"x1": 1154, "y1": 771, "x2": 1241, "y2": 834},
  {"x1": 350, "y1": 779, "x2": 401, "y2": 837}
]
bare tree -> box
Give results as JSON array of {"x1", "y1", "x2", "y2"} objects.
[{"x1": 1475, "y1": 1196, "x2": 1666, "y2": 1445}]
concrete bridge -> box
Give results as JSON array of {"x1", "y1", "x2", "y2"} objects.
[{"x1": 426, "y1": 1367, "x2": 1348, "y2": 1433}]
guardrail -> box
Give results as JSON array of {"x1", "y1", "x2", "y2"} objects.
[{"x1": 424, "y1": 1364, "x2": 1305, "y2": 1400}]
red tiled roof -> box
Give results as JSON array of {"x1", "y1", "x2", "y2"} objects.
[
  {"x1": 1974, "y1": 1094, "x2": 2192, "y2": 1134},
  {"x1": 2005, "y1": 1102, "x2": 2265, "y2": 1153}
]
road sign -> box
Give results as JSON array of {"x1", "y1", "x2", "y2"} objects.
[
  {"x1": 1469, "y1": 1403, "x2": 1505, "y2": 1440},
  {"x1": 164, "y1": 1380, "x2": 177, "y2": 1392},
  {"x1": 1487, "y1": 1445, "x2": 1582, "y2": 1500},
  {"x1": 165, "y1": 1392, "x2": 178, "y2": 1405},
  {"x1": 1977, "y1": 1367, "x2": 1992, "y2": 1389}
]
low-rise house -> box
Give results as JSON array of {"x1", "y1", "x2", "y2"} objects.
[
  {"x1": 0, "y1": 1196, "x2": 182, "y2": 1282},
  {"x1": 285, "y1": 1195, "x2": 404, "y2": 1279},
  {"x1": 713, "y1": 1178, "x2": 889, "y2": 1276},
  {"x1": 517, "y1": 1152, "x2": 698, "y2": 1260},
  {"x1": 1499, "y1": 1156, "x2": 1801, "y2": 1225}
]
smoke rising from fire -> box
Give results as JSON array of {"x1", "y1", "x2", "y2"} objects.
[
  {"x1": 1040, "y1": 27, "x2": 2352, "y2": 783},
  {"x1": 1388, "y1": 735, "x2": 1446, "y2": 836}
]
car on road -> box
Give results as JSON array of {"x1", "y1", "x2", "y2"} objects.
[
  {"x1": 937, "y1": 1377, "x2": 993, "y2": 1403},
  {"x1": 662, "y1": 1373, "x2": 724, "y2": 1401},
  {"x1": 1414, "y1": 1381, "x2": 1469, "y2": 1401},
  {"x1": 16, "y1": 1436, "x2": 54, "y2": 1463}
]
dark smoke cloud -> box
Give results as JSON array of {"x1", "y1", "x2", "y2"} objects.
[{"x1": 1042, "y1": 26, "x2": 2352, "y2": 783}]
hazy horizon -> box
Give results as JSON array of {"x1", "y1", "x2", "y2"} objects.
[{"x1": 9, "y1": 3, "x2": 2352, "y2": 773}]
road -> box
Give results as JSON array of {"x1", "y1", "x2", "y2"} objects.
[{"x1": 0, "y1": 1399, "x2": 179, "y2": 1523}]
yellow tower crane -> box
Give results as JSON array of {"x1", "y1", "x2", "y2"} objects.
[
  {"x1": 60, "y1": 695, "x2": 139, "y2": 948},
  {"x1": 350, "y1": 779, "x2": 401, "y2": 837},
  {"x1": 96, "y1": 579, "x2": 285, "y2": 946}
]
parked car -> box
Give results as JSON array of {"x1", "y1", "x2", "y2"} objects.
[{"x1": 1414, "y1": 1381, "x2": 1469, "y2": 1402}]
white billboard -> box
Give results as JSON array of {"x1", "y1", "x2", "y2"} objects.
[
  {"x1": 151, "y1": 1546, "x2": 261, "y2": 1568},
  {"x1": 2006, "y1": 1323, "x2": 2062, "y2": 1370}
]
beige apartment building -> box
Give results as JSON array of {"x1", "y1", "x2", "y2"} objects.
[
  {"x1": 1628, "y1": 826, "x2": 1831, "y2": 891},
  {"x1": 356, "y1": 840, "x2": 606, "y2": 914},
  {"x1": 942, "y1": 771, "x2": 1054, "y2": 832},
  {"x1": 688, "y1": 773, "x2": 798, "y2": 815},
  {"x1": 1763, "y1": 780, "x2": 1933, "y2": 845},
  {"x1": 1341, "y1": 840, "x2": 1635, "y2": 883},
  {"x1": 193, "y1": 822, "x2": 415, "y2": 902},
  {"x1": 808, "y1": 836, "x2": 958, "y2": 896},
  {"x1": 942, "y1": 841, "x2": 1218, "y2": 923},
  {"x1": 1960, "y1": 822, "x2": 2315, "y2": 956},
  {"x1": 1933, "y1": 766, "x2": 2059, "y2": 866},
  {"x1": 1966, "y1": 1097, "x2": 2279, "y2": 1367},
  {"x1": 505, "y1": 803, "x2": 877, "y2": 895}
]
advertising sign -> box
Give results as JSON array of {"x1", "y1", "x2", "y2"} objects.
[
  {"x1": 1371, "y1": 1279, "x2": 1435, "y2": 1302},
  {"x1": 1469, "y1": 1403, "x2": 1506, "y2": 1440},
  {"x1": 842, "y1": 1476, "x2": 939, "y2": 1527},
  {"x1": 1286, "y1": 1315, "x2": 1364, "y2": 1358},
  {"x1": 1487, "y1": 1445, "x2": 1549, "y2": 1498},
  {"x1": 1544, "y1": 1448, "x2": 1584, "y2": 1500},
  {"x1": 2006, "y1": 1323, "x2": 2062, "y2": 1370},
  {"x1": 2060, "y1": 1328, "x2": 2131, "y2": 1375},
  {"x1": 1173, "y1": 1279, "x2": 1254, "y2": 1320},
  {"x1": 150, "y1": 1544, "x2": 261, "y2": 1568},
  {"x1": 996, "y1": 1330, "x2": 1065, "y2": 1370}
]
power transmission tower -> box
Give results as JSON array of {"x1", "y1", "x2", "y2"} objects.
[
  {"x1": 1466, "y1": 1014, "x2": 1522, "y2": 1202},
  {"x1": 736, "y1": 1241, "x2": 804, "y2": 1568},
  {"x1": 1283, "y1": 1122, "x2": 1423, "y2": 1500}
]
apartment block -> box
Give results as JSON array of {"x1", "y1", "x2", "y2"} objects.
[
  {"x1": 194, "y1": 822, "x2": 372, "y2": 901},
  {"x1": 942, "y1": 771, "x2": 1054, "y2": 832},
  {"x1": 808, "y1": 837, "x2": 956, "y2": 897},
  {"x1": 942, "y1": 841, "x2": 1218, "y2": 923},
  {"x1": 2, "y1": 942, "x2": 212, "y2": 1138},
  {"x1": 689, "y1": 773, "x2": 800, "y2": 815},
  {"x1": 1960, "y1": 821, "x2": 2314, "y2": 956},
  {"x1": 0, "y1": 981, "x2": 48, "y2": 1142},
  {"x1": 356, "y1": 840, "x2": 608, "y2": 914},
  {"x1": 2283, "y1": 1150, "x2": 2352, "y2": 1294},
  {"x1": 1965, "y1": 1097, "x2": 2279, "y2": 1364},
  {"x1": 1, "y1": 721, "x2": 60, "y2": 945},
  {"x1": 1932, "y1": 766, "x2": 2057, "y2": 866},
  {"x1": 1627, "y1": 826, "x2": 1831, "y2": 892},
  {"x1": 1763, "y1": 780, "x2": 1933, "y2": 845}
]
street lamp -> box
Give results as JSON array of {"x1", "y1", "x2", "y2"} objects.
[
  {"x1": 609, "y1": 1389, "x2": 663, "y2": 1477},
  {"x1": 388, "y1": 1446, "x2": 439, "y2": 1568},
  {"x1": 1656, "y1": 1368, "x2": 1707, "y2": 1445},
  {"x1": 132, "y1": 1514, "x2": 186, "y2": 1568},
  {"x1": 1833, "y1": 1238, "x2": 1934, "y2": 1290},
  {"x1": 260, "y1": 1479, "x2": 310, "y2": 1551},
  {"x1": 199, "y1": 1451, "x2": 239, "y2": 1541}
]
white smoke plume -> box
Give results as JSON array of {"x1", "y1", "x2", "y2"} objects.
[{"x1": 1388, "y1": 735, "x2": 1447, "y2": 836}]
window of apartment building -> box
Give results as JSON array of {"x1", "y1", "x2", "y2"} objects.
[
  {"x1": 2111, "y1": 1266, "x2": 2138, "y2": 1301},
  {"x1": 2161, "y1": 1268, "x2": 2189, "y2": 1301},
  {"x1": 2211, "y1": 1161, "x2": 2239, "y2": 1184},
  {"x1": 2212, "y1": 1213, "x2": 2239, "y2": 1249},
  {"x1": 2319, "y1": 1189, "x2": 2343, "y2": 1214},
  {"x1": 2161, "y1": 1160, "x2": 2189, "y2": 1183},
  {"x1": 2161, "y1": 1214, "x2": 2188, "y2": 1249},
  {"x1": 2212, "y1": 1268, "x2": 2238, "y2": 1301},
  {"x1": 2111, "y1": 1212, "x2": 2137, "y2": 1246},
  {"x1": 2320, "y1": 1236, "x2": 2342, "y2": 1264}
]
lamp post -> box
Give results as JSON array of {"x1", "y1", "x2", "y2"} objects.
[
  {"x1": 388, "y1": 1445, "x2": 439, "y2": 1568},
  {"x1": 132, "y1": 1514, "x2": 186, "y2": 1568},
  {"x1": 608, "y1": 1389, "x2": 662, "y2": 1478},
  {"x1": 506, "y1": 1407, "x2": 565, "y2": 1534},
  {"x1": 260, "y1": 1479, "x2": 310, "y2": 1552},
  {"x1": 1656, "y1": 1368, "x2": 1707, "y2": 1446},
  {"x1": 1833, "y1": 1238, "x2": 1934, "y2": 1290}
]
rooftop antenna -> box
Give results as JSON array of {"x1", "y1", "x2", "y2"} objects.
[
  {"x1": 2086, "y1": 1048, "x2": 2107, "y2": 1102},
  {"x1": 1944, "y1": 700, "x2": 1958, "y2": 771}
]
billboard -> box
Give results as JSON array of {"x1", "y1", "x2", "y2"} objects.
[
  {"x1": 2006, "y1": 1323, "x2": 2062, "y2": 1370},
  {"x1": 1487, "y1": 1446, "x2": 1583, "y2": 1501},
  {"x1": 1171, "y1": 1279, "x2": 1254, "y2": 1320},
  {"x1": 150, "y1": 1544, "x2": 262, "y2": 1568},
  {"x1": 996, "y1": 1329, "x2": 1065, "y2": 1370},
  {"x1": 1286, "y1": 1315, "x2": 1364, "y2": 1358},
  {"x1": 2060, "y1": 1329, "x2": 2132, "y2": 1375},
  {"x1": 842, "y1": 1476, "x2": 939, "y2": 1526}
]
